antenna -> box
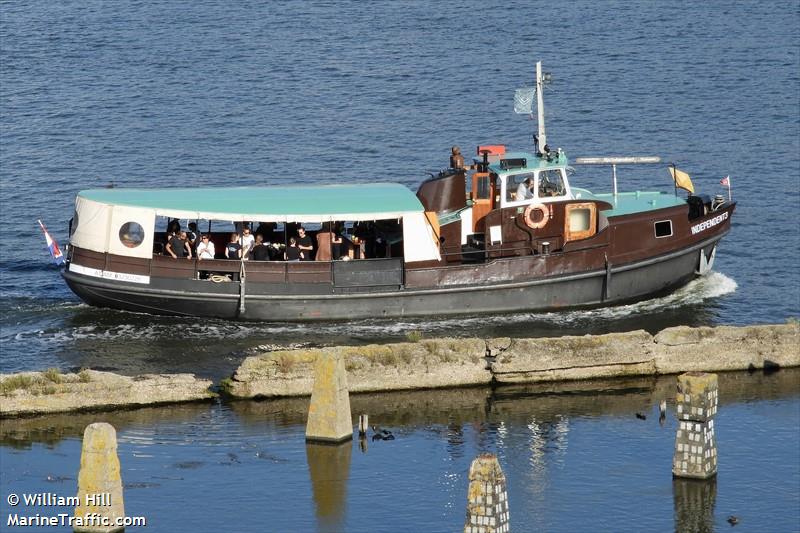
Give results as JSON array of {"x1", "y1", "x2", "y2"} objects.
[{"x1": 536, "y1": 62, "x2": 549, "y2": 151}]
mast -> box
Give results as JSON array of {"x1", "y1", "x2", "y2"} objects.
[{"x1": 536, "y1": 61, "x2": 546, "y2": 150}]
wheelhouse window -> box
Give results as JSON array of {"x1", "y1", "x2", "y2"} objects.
[
  {"x1": 654, "y1": 220, "x2": 673, "y2": 238},
  {"x1": 505, "y1": 172, "x2": 536, "y2": 202},
  {"x1": 475, "y1": 175, "x2": 491, "y2": 200},
  {"x1": 119, "y1": 222, "x2": 145, "y2": 248},
  {"x1": 537, "y1": 169, "x2": 567, "y2": 198}
]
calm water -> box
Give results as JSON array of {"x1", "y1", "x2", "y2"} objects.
[{"x1": 1, "y1": 1, "x2": 799, "y2": 531}]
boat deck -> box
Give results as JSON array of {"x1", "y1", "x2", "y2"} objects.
[{"x1": 571, "y1": 188, "x2": 686, "y2": 217}]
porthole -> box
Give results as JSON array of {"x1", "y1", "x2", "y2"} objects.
[
  {"x1": 654, "y1": 220, "x2": 673, "y2": 238},
  {"x1": 119, "y1": 222, "x2": 145, "y2": 248}
]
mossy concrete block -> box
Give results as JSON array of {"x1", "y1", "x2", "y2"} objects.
[
  {"x1": 305, "y1": 353, "x2": 352, "y2": 443},
  {"x1": 489, "y1": 330, "x2": 655, "y2": 384},
  {"x1": 226, "y1": 338, "x2": 490, "y2": 398},
  {"x1": 654, "y1": 323, "x2": 800, "y2": 374},
  {"x1": 0, "y1": 370, "x2": 215, "y2": 418},
  {"x1": 74, "y1": 423, "x2": 125, "y2": 532}
]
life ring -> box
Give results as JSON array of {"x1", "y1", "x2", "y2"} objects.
[{"x1": 523, "y1": 203, "x2": 550, "y2": 229}]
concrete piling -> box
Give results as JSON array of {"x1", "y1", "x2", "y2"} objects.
[
  {"x1": 305, "y1": 353, "x2": 353, "y2": 443},
  {"x1": 672, "y1": 372, "x2": 718, "y2": 479},
  {"x1": 464, "y1": 453, "x2": 510, "y2": 533},
  {"x1": 73, "y1": 423, "x2": 125, "y2": 533},
  {"x1": 358, "y1": 414, "x2": 369, "y2": 436}
]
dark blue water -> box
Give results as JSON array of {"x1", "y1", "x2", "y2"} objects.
[
  {"x1": 2, "y1": 0, "x2": 798, "y2": 375},
  {"x1": 1, "y1": 1, "x2": 799, "y2": 531}
]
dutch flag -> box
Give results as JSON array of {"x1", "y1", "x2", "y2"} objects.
[{"x1": 37, "y1": 219, "x2": 65, "y2": 266}]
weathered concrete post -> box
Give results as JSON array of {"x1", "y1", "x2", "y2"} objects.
[
  {"x1": 74, "y1": 423, "x2": 125, "y2": 533},
  {"x1": 464, "y1": 453, "x2": 510, "y2": 533},
  {"x1": 305, "y1": 353, "x2": 353, "y2": 443},
  {"x1": 672, "y1": 371, "x2": 718, "y2": 479}
]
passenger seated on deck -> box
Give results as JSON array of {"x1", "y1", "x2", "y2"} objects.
[
  {"x1": 225, "y1": 232, "x2": 242, "y2": 260},
  {"x1": 251, "y1": 234, "x2": 270, "y2": 261},
  {"x1": 516, "y1": 177, "x2": 534, "y2": 201},
  {"x1": 296, "y1": 227, "x2": 313, "y2": 261},
  {"x1": 166, "y1": 231, "x2": 192, "y2": 260},
  {"x1": 285, "y1": 237, "x2": 303, "y2": 261},
  {"x1": 196, "y1": 234, "x2": 215, "y2": 260}
]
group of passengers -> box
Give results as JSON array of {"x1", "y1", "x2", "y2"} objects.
[
  {"x1": 164, "y1": 219, "x2": 382, "y2": 262},
  {"x1": 165, "y1": 221, "x2": 199, "y2": 260}
]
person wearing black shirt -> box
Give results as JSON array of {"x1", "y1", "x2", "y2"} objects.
[
  {"x1": 285, "y1": 237, "x2": 303, "y2": 261},
  {"x1": 251, "y1": 234, "x2": 270, "y2": 261},
  {"x1": 296, "y1": 227, "x2": 313, "y2": 261},
  {"x1": 225, "y1": 232, "x2": 242, "y2": 260},
  {"x1": 166, "y1": 231, "x2": 192, "y2": 259}
]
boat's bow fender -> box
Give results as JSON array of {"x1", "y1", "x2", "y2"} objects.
[{"x1": 403, "y1": 212, "x2": 441, "y2": 263}]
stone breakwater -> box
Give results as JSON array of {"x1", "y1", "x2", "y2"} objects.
[
  {"x1": 224, "y1": 323, "x2": 799, "y2": 398},
  {"x1": 0, "y1": 370, "x2": 215, "y2": 418},
  {"x1": 1, "y1": 324, "x2": 796, "y2": 415}
]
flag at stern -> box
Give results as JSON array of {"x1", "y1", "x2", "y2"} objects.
[{"x1": 37, "y1": 219, "x2": 65, "y2": 266}]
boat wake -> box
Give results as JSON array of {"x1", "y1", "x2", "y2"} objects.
[{"x1": 4, "y1": 272, "x2": 737, "y2": 350}]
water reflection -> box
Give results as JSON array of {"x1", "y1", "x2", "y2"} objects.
[
  {"x1": 672, "y1": 478, "x2": 717, "y2": 533},
  {"x1": 2, "y1": 369, "x2": 797, "y2": 450},
  {"x1": 306, "y1": 442, "x2": 352, "y2": 533}
]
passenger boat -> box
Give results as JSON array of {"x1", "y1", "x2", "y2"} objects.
[{"x1": 61, "y1": 63, "x2": 735, "y2": 321}]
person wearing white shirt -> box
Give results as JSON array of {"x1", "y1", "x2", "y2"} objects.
[
  {"x1": 196, "y1": 235, "x2": 216, "y2": 260},
  {"x1": 516, "y1": 177, "x2": 534, "y2": 201}
]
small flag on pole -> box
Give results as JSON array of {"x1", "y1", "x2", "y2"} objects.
[
  {"x1": 514, "y1": 87, "x2": 536, "y2": 115},
  {"x1": 37, "y1": 219, "x2": 65, "y2": 265},
  {"x1": 720, "y1": 175, "x2": 732, "y2": 202},
  {"x1": 668, "y1": 166, "x2": 695, "y2": 194}
]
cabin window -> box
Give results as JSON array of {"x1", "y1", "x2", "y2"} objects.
[
  {"x1": 476, "y1": 175, "x2": 491, "y2": 200},
  {"x1": 506, "y1": 172, "x2": 536, "y2": 202},
  {"x1": 569, "y1": 208, "x2": 591, "y2": 232},
  {"x1": 654, "y1": 220, "x2": 673, "y2": 238},
  {"x1": 119, "y1": 222, "x2": 145, "y2": 248},
  {"x1": 564, "y1": 202, "x2": 597, "y2": 243},
  {"x1": 538, "y1": 169, "x2": 566, "y2": 197}
]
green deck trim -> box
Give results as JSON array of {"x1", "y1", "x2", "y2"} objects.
[
  {"x1": 571, "y1": 188, "x2": 687, "y2": 217},
  {"x1": 78, "y1": 183, "x2": 423, "y2": 217}
]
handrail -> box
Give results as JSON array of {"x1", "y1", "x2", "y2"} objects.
[{"x1": 573, "y1": 156, "x2": 662, "y2": 197}]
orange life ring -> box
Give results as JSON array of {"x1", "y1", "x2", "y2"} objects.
[{"x1": 523, "y1": 203, "x2": 550, "y2": 229}]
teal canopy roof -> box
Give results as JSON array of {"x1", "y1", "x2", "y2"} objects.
[{"x1": 78, "y1": 183, "x2": 424, "y2": 222}]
